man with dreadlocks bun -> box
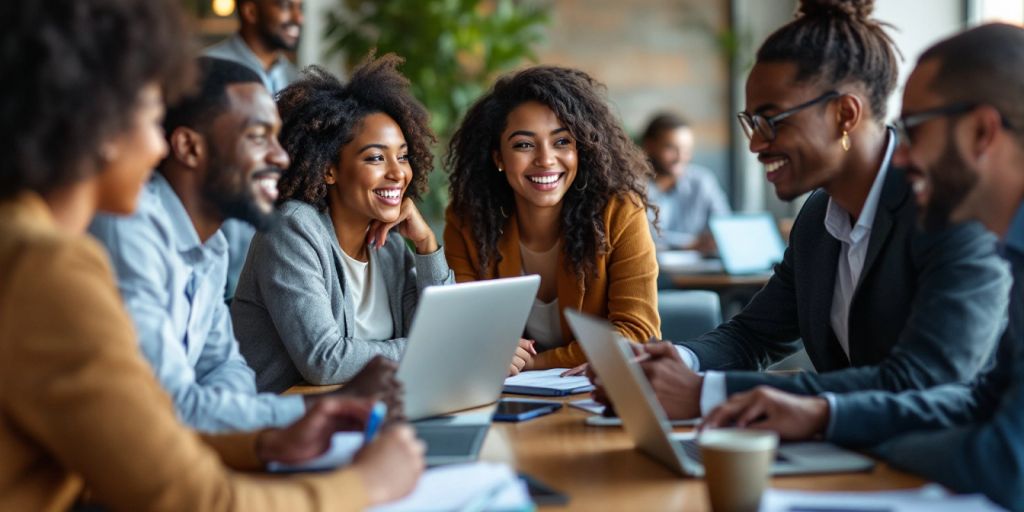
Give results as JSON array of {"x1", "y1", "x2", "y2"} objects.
[
  {"x1": 444, "y1": 66, "x2": 661, "y2": 375},
  {"x1": 231, "y1": 54, "x2": 454, "y2": 393},
  {"x1": 589, "y1": 0, "x2": 1010, "y2": 423}
]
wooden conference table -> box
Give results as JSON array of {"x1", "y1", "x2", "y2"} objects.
[{"x1": 285, "y1": 386, "x2": 926, "y2": 511}]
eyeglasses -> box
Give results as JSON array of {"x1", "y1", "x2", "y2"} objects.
[
  {"x1": 737, "y1": 91, "x2": 840, "y2": 142},
  {"x1": 896, "y1": 102, "x2": 1016, "y2": 144}
]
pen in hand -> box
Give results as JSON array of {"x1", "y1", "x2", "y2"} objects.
[{"x1": 363, "y1": 402, "x2": 388, "y2": 444}]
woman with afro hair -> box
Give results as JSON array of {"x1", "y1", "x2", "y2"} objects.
[
  {"x1": 232, "y1": 54, "x2": 454, "y2": 392},
  {"x1": 444, "y1": 66, "x2": 661, "y2": 374}
]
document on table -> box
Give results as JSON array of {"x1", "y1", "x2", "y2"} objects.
[
  {"x1": 759, "y1": 485, "x2": 1004, "y2": 512},
  {"x1": 267, "y1": 432, "x2": 363, "y2": 472},
  {"x1": 369, "y1": 462, "x2": 532, "y2": 512},
  {"x1": 503, "y1": 369, "x2": 594, "y2": 396}
]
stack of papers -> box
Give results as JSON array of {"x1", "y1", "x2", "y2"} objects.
[
  {"x1": 503, "y1": 369, "x2": 594, "y2": 396},
  {"x1": 370, "y1": 462, "x2": 533, "y2": 512},
  {"x1": 760, "y1": 485, "x2": 1004, "y2": 512}
]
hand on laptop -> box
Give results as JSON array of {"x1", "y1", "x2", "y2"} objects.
[
  {"x1": 353, "y1": 425, "x2": 426, "y2": 505},
  {"x1": 636, "y1": 342, "x2": 703, "y2": 419},
  {"x1": 256, "y1": 396, "x2": 375, "y2": 465},
  {"x1": 700, "y1": 386, "x2": 829, "y2": 441},
  {"x1": 509, "y1": 338, "x2": 537, "y2": 376}
]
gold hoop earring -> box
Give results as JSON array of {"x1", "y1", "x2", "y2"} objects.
[{"x1": 841, "y1": 130, "x2": 851, "y2": 152}]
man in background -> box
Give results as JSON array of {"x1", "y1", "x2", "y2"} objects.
[{"x1": 641, "y1": 112, "x2": 731, "y2": 251}]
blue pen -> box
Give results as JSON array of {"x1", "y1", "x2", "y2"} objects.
[{"x1": 363, "y1": 402, "x2": 387, "y2": 444}]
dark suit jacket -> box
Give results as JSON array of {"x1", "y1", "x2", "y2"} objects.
[
  {"x1": 825, "y1": 244, "x2": 1024, "y2": 511},
  {"x1": 678, "y1": 165, "x2": 1010, "y2": 396}
]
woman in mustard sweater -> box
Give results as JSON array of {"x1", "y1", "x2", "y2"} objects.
[{"x1": 444, "y1": 66, "x2": 661, "y2": 373}]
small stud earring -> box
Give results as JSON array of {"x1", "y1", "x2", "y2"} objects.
[
  {"x1": 497, "y1": 166, "x2": 504, "y2": 173},
  {"x1": 841, "y1": 130, "x2": 851, "y2": 152}
]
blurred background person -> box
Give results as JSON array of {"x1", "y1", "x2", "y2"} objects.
[{"x1": 641, "y1": 112, "x2": 731, "y2": 252}]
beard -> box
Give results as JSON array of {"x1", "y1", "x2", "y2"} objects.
[
  {"x1": 259, "y1": 23, "x2": 299, "y2": 52},
  {"x1": 203, "y1": 148, "x2": 280, "y2": 232},
  {"x1": 919, "y1": 131, "x2": 979, "y2": 232}
]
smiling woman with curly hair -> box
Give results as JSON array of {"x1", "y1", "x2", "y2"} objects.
[
  {"x1": 231, "y1": 54, "x2": 454, "y2": 392},
  {"x1": 444, "y1": 66, "x2": 661, "y2": 373}
]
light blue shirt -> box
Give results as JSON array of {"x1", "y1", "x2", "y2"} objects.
[
  {"x1": 204, "y1": 34, "x2": 300, "y2": 299},
  {"x1": 204, "y1": 33, "x2": 298, "y2": 96},
  {"x1": 647, "y1": 164, "x2": 731, "y2": 249},
  {"x1": 89, "y1": 173, "x2": 304, "y2": 433}
]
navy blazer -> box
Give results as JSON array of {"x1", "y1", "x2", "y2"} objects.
[
  {"x1": 678, "y1": 165, "x2": 1010, "y2": 396},
  {"x1": 824, "y1": 245, "x2": 1024, "y2": 511}
]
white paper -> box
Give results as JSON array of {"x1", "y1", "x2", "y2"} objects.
[
  {"x1": 370, "y1": 462, "x2": 533, "y2": 512},
  {"x1": 759, "y1": 485, "x2": 1005, "y2": 512},
  {"x1": 267, "y1": 432, "x2": 363, "y2": 473},
  {"x1": 504, "y1": 368, "x2": 594, "y2": 392}
]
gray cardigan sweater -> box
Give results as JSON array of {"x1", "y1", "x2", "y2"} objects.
[{"x1": 230, "y1": 200, "x2": 454, "y2": 392}]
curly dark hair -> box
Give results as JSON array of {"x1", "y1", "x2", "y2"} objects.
[
  {"x1": 758, "y1": 0, "x2": 900, "y2": 120},
  {"x1": 275, "y1": 54, "x2": 436, "y2": 211},
  {"x1": 445, "y1": 66, "x2": 652, "y2": 279},
  {"x1": 0, "y1": 0, "x2": 192, "y2": 200}
]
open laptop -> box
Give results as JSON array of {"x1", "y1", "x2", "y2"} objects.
[
  {"x1": 565, "y1": 309, "x2": 875, "y2": 477},
  {"x1": 707, "y1": 212, "x2": 785, "y2": 275},
  {"x1": 397, "y1": 275, "x2": 540, "y2": 464}
]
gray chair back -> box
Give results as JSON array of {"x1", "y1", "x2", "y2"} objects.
[{"x1": 657, "y1": 290, "x2": 722, "y2": 342}]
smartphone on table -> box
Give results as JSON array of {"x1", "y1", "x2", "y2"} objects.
[{"x1": 492, "y1": 398, "x2": 562, "y2": 422}]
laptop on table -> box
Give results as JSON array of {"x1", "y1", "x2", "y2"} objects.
[
  {"x1": 565, "y1": 309, "x2": 875, "y2": 477},
  {"x1": 397, "y1": 275, "x2": 540, "y2": 465}
]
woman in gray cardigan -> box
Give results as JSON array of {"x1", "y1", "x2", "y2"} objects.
[{"x1": 231, "y1": 55, "x2": 453, "y2": 393}]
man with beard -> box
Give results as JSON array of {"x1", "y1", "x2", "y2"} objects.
[
  {"x1": 206, "y1": 0, "x2": 303, "y2": 299},
  {"x1": 641, "y1": 112, "x2": 731, "y2": 251},
  {"x1": 91, "y1": 58, "x2": 397, "y2": 432},
  {"x1": 701, "y1": 24, "x2": 1024, "y2": 510},
  {"x1": 205, "y1": 0, "x2": 301, "y2": 96}
]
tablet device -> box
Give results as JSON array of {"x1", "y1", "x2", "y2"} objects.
[{"x1": 492, "y1": 399, "x2": 562, "y2": 422}]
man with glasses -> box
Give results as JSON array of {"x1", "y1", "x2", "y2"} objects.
[
  {"x1": 590, "y1": 11, "x2": 1009, "y2": 423},
  {"x1": 701, "y1": 24, "x2": 1024, "y2": 510}
]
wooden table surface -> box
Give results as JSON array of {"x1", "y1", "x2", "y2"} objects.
[
  {"x1": 285, "y1": 387, "x2": 926, "y2": 511},
  {"x1": 668, "y1": 272, "x2": 772, "y2": 290}
]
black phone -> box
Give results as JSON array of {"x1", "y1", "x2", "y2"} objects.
[
  {"x1": 492, "y1": 399, "x2": 562, "y2": 422},
  {"x1": 518, "y1": 472, "x2": 569, "y2": 506}
]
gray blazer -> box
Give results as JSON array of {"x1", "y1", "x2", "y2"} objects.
[
  {"x1": 824, "y1": 244, "x2": 1024, "y2": 512},
  {"x1": 678, "y1": 166, "x2": 1011, "y2": 396},
  {"x1": 231, "y1": 200, "x2": 454, "y2": 392}
]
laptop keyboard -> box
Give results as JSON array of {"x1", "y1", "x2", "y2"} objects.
[
  {"x1": 675, "y1": 438, "x2": 787, "y2": 464},
  {"x1": 414, "y1": 424, "x2": 489, "y2": 457}
]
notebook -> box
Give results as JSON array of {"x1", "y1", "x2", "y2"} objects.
[
  {"x1": 503, "y1": 368, "x2": 594, "y2": 396},
  {"x1": 368, "y1": 462, "x2": 532, "y2": 512}
]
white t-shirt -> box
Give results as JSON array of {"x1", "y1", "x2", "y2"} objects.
[
  {"x1": 521, "y1": 241, "x2": 564, "y2": 348},
  {"x1": 339, "y1": 249, "x2": 394, "y2": 341}
]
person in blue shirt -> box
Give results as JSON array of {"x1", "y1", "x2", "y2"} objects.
[
  {"x1": 641, "y1": 112, "x2": 731, "y2": 251},
  {"x1": 701, "y1": 23, "x2": 1024, "y2": 510},
  {"x1": 205, "y1": 0, "x2": 304, "y2": 300},
  {"x1": 90, "y1": 57, "x2": 398, "y2": 433}
]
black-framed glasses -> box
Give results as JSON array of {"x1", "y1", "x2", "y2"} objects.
[
  {"x1": 737, "y1": 91, "x2": 840, "y2": 142},
  {"x1": 896, "y1": 102, "x2": 1016, "y2": 144}
]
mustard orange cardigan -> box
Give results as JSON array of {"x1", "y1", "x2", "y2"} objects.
[{"x1": 444, "y1": 194, "x2": 661, "y2": 368}]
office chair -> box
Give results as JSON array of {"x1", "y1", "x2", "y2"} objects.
[{"x1": 657, "y1": 290, "x2": 722, "y2": 342}]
